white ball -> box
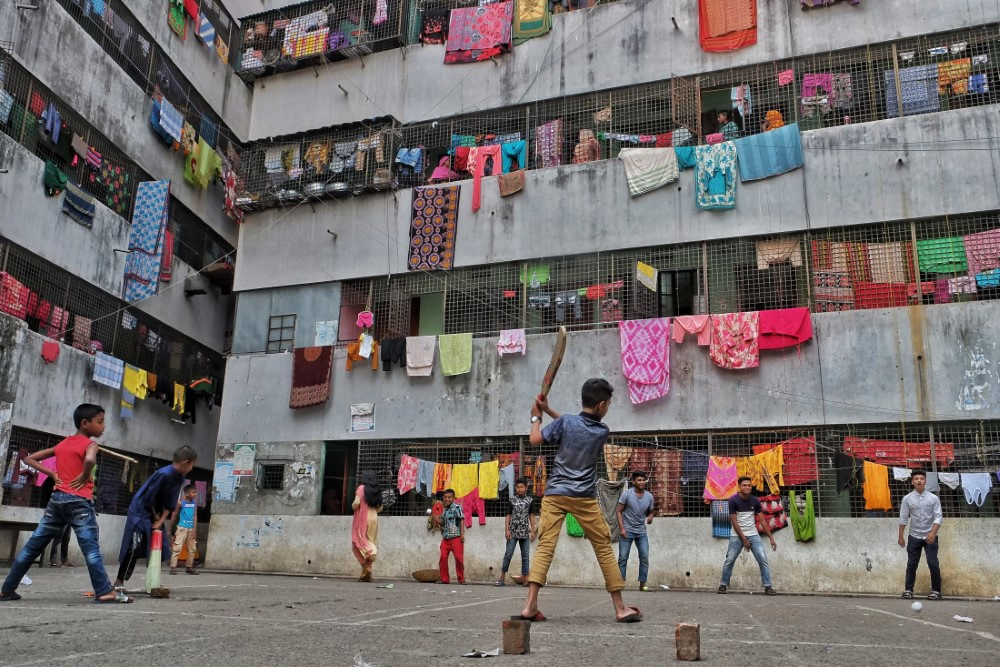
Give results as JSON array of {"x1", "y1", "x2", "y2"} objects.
[
  {"x1": 911, "y1": 601, "x2": 923, "y2": 612},
  {"x1": 426, "y1": 508, "x2": 433, "y2": 515}
]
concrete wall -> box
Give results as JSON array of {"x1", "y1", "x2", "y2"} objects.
[
  {"x1": 212, "y1": 441, "x2": 324, "y2": 516},
  {"x1": 234, "y1": 106, "x2": 1000, "y2": 292},
  {"x1": 0, "y1": 0, "x2": 239, "y2": 248},
  {"x1": 245, "y1": 0, "x2": 1000, "y2": 138},
  {"x1": 12, "y1": 330, "x2": 221, "y2": 467},
  {"x1": 205, "y1": 514, "x2": 1000, "y2": 597},
  {"x1": 0, "y1": 316, "x2": 26, "y2": 507},
  {"x1": 217, "y1": 300, "x2": 1000, "y2": 443},
  {"x1": 232, "y1": 282, "x2": 342, "y2": 354},
  {"x1": 121, "y1": 0, "x2": 253, "y2": 141}
]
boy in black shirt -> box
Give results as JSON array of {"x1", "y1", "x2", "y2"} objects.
[{"x1": 495, "y1": 477, "x2": 536, "y2": 586}]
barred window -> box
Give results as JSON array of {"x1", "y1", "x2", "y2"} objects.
[{"x1": 267, "y1": 314, "x2": 297, "y2": 353}]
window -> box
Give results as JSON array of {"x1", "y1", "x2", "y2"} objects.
[
  {"x1": 658, "y1": 270, "x2": 701, "y2": 317},
  {"x1": 259, "y1": 464, "x2": 286, "y2": 490},
  {"x1": 266, "y1": 314, "x2": 296, "y2": 353}
]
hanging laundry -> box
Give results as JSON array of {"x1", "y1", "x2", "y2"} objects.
[
  {"x1": 916, "y1": 237, "x2": 967, "y2": 273},
  {"x1": 937, "y1": 472, "x2": 960, "y2": 489},
  {"x1": 289, "y1": 346, "x2": 333, "y2": 409},
  {"x1": 420, "y1": 9, "x2": 450, "y2": 43},
  {"x1": 758, "y1": 308, "x2": 813, "y2": 350},
  {"x1": 459, "y1": 488, "x2": 486, "y2": 527},
  {"x1": 345, "y1": 339, "x2": 379, "y2": 371},
  {"x1": 861, "y1": 461, "x2": 892, "y2": 511},
  {"x1": 123, "y1": 180, "x2": 170, "y2": 303},
  {"x1": 618, "y1": 148, "x2": 679, "y2": 197},
  {"x1": 59, "y1": 181, "x2": 95, "y2": 228},
  {"x1": 650, "y1": 450, "x2": 683, "y2": 516},
  {"x1": 159, "y1": 230, "x2": 174, "y2": 282},
  {"x1": 478, "y1": 460, "x2": 500, "y2": 500},
  {"x1": 885, "y1": 65, "x2": 940, "y2": 118},
  {"x1": 731, "y1": 84, "x2": 752, "y2": 118},
  {"x1": 756, "y1": 239, "x2": 803, "y2": 270},
  {"x1": 754, "y1": 495, "x2": 787, "y2": 534},
  {"x1": 433, "y1": 463, "x2": 453, "y2": 493},
  {"x1": 534, "y1": 119, "x2": 563, "y2": 168},
  {"x1": 417, "y1": 459, "x2": 436, "y2": 495},
  {"x1": 571, "y1": 129, "x2": 601, "y2": 164},
  {"x1": 439, "y1": 333, "x2": 473, "y2": 376},
  {"x1": 409, "y1": 185, "x2": 459, "y2": 271},
  {"x1": 197, "y1": 14, "x2": 216, "y2": 46},
  {"x1": 698, "y1": 0, "x2": 756, "y2": 52},
  {"x1": 960, "y1": 473, "x2": 992, "y2": 506},
  {"x1": 923, "y1": 472, "x2": 941, "y2": 494},
  {"x1": 674, "y1": 145, "x2": 696, "y2": 170},
  {"x1": 703, "y1": 456, "x2": 739, "y2": 500},
  {"x1": 501, "y1": 140, "x2": 527, "y2": 173},
  {"x1": 397, "y1": 455, "x2": 420, "y2": 494},
  {"x1": 471, "y1": 144, "x2": 501, "y2": 212},
  {"x1": 497, "y1": 329, "x2": 527, "y2": 357},
  {"x1": 596, "y1": 478, "x2": 626, "y2": 543},
  {"x1": 619, "y1": 318, "x2": 671, "y2": 405},
  {"x1": 406, "y1": 336, "x2": 437, "y2": 376},
  {"x1": 514, "y1": 0, "x2": 551, "y2": 44},
  {"x1": 709, "y1": 312, "x2": 759, "y2": 370},
  {"x1": 835, "y1": 451, "x2": 864, "y2": 494},
  {"x1": 93, "y1": 352, "x2": 125, "y2": 389},
  {"x1": 937, "y1": 58, "x2": 971, "y2": 95},
  {"x1": 444, "y1": 1, "x2": 514, "y2": 64},
  {"x1": 704, "y1": 133, "x2": 725, "y2": 145},
  {"x1": 636, "y1": 261, "x2": 657, "y2": 292},
  {"x1": 672, "y1": 316, "x2": 712, "y2": 345},
  {"x1": 497, "y1": 170, "x2": 525, "y2": 197},
  {"x1": 962, "y1": 228, "x2": 1000, "y2": 278},
  {"x1": 733, "y1": 123, "x2": 803, "y2": 181},
  {"x1": 681, "y1": 451, "x2": 710, "y2": 486},
  {"x1": 41, "y1": 340, "x2": 60, "y2": 364},
  {"x1": 172, "y1": 382, "x2": 186, "y2": 414},
  {"x1": 754, "y1": 438, "x2": 816, "y2": 485},
  {"x1": 43, "y1": 160, "x2": 68, "y2": 197},
  {"x1": 380, "y1": 337, "x2": 407, "y2": 372},
  {"x1": 694, "y1": 142, "x2": 738, "y2": 210},
  {"x1": 842, "y1": 436, "x2": 956, "y2": 467},
  {"x1": 156, "y1": 98, "x2": 183, "y2": 145},
  {"x1": 777, "y1": 69, "x2": 794, "y2": 86},
  {"x1": 72, "y1": 316, "x2": 92, "y2": 351},
  {"x1": 603, "y1": 444, "x2": 632, "y2": 482},
  {"x1": 892, "y1": 467, "x2": 912, "y2": 481},
  {"x1": 789, "y1": 491, "x2": 815, "y2": 542},
  {"x1": 711, "y1": 499, "x2": 731, "y2": 538}
]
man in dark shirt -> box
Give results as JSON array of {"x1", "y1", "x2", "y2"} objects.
[
  {"x1": 517, "y1": 378, "x2": 642, "y2": 624},
  {"x1": 718, "y1": 476, "x2": 777, "y2": 596}
]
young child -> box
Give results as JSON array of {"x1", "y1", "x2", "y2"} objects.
[
  {"x1": 0, "y1": 404, "x2": 130, "y2": 603},
  {"x1": 435, "y1": 489, "x2": 466, "y2": 585},
  {"x1": 495, "y1": 477, "x2": 536, "y2": 587},
  {"x1": 114, "y1": 446, "x2": 197, "y2": 589},
  {"x1": 170, "y1": 483, "x2": 199, "y2": 575},
  {"x1": 519, "y1": 378, "x2": 642, "y2": 623}
]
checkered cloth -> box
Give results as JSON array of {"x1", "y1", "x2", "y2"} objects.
[
  {"x1": 197, "y1": 14, "x2": 216, "y2": 46},
  {"x1": 157, "y1": 98, "x2": 183, "y2": 143},
  {"x1": 93, "y1": 352, "x2": 125, "y2": 389}
]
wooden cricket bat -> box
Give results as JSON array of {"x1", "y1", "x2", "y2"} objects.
[{"x1": 539, "y1": 326, "x2": 568, "y2": 398}]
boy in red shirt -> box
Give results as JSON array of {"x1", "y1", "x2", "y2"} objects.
[{"x1": 0, "y1": 404, "x2": 130, "y2": 603}]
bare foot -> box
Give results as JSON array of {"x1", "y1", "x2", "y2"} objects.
[{"x1": 615, "y1": 606, "x2": 642, "y2": 623}]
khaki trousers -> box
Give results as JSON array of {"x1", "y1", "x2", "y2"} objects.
[{"x1": 170, "y1": 526, "x2": 196, "y2": 568}]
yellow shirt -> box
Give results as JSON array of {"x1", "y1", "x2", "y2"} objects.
[
  {"x1": 451, "y1": 463, "x2": 479, "y2": 498},
  {"x1": 478, "y1": 460, "x2": 500, "y2": 500},
  {"x1": 173, "y1": 382, "x2": 186, "y2": 414},
  {"x1": 122, "y1": 365, "x2": 148, "y2": 399}
]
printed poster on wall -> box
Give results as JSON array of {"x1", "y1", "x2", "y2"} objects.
[
  {"x1": 315, "y1": 320, "x2": 338, "y2": 346},
  {"x1": 213, "y1": 461, "x2": 237, "y2": 502},
  {"x1": 233, "y1": 443, "x2": 256, "y2": 476},
  {"x1": 351, "y1": 403, "x2": 375, "y2": 433}
]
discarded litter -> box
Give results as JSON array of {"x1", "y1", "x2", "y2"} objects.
[
  {"x1": 376, "y1": 584, "x2": 394, "y2": 589},
  {"x1": 660, "y1": 584, "x2": 669, "y2": 590},
  {"x1": 462, "y1": 649, "x2": 500, "y2": 658},
  {"x1": 20, "y1": 576, "x2": 31, "y2": 586},
  {"x1": 353, "y1": 651, "x2": 377, "y2": 667},
  {"x1": 953, "y1": 615, "x2": 974, "y2": 623}
]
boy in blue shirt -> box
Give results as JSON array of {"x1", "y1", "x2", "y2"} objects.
[{"x1": 170, "y1": 483, "x2": 199, "y2": 575}]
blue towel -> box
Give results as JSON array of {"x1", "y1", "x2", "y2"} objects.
[
  {"x1": 674, "y1": 146, "x2": 696, "y2": 170},
  {"x1": 734, "y1": 123, "x2": 804, "y2": 182},
  {"x1": 199, "y1": 115, "x2": 219, "y2": 149},
  {"x1": 976, "y1": 268, "x2": 1000, "y2": 289},
  {"x1": 501, "y1": 140, "x2": 527, "y2": 173}
]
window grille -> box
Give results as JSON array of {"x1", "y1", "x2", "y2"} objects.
[
  {"x1": 266, "y1": 314, "x2": 296, "y2": 353},
  {"x1": 259, "y1": 463, "x2": 287, "y2": 490}
]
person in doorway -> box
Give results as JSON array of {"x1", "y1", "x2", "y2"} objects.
[
  {"x1": 518, "y1": 378, "x2": 642, "y2": 623},
  {"x1": 435, "y1": 489, "x2": 466, "y2": 584},
  {"x1": 617, "y1": 471, "x2": 655, "y2": 592},
  {"x1": 718, "y1": 110, "x2": 740, "y2": 141},
  {"x1": 351, "y1": 470, "x2": 382, "y2": 582},
  {"x1": 898, "y1": 469, "x2": 943, "y2": 600},
  {"x1": 718, "y1": 476, "x2": 777, "y2": 596},
  {"x1": 495, "y1": 478, "x2": 537, "y2": 587},
  {"x1": 113, "y1": 446, "x2": 196, "y2": 590},
  {"x1": 1, "y1": 404, "x2": 129, "y2": 603},
  {"x1": 169, "y1": 484, "x2": 199, "y2": 575}
]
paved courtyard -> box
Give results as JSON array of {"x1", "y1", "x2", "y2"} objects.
[{"x1": 0, "y1": 568, "x2": 998, "y2": 665}]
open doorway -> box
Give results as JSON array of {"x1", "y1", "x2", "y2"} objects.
[{"x1": 322, "y1": 442, "x2": 359, "y2": 515}]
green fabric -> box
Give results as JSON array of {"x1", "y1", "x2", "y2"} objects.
[
  {"x1": 916, "y1": 237, "x2": 967, "y2": 273},
  {"x1": 438, "y1": 333, "x2": 473, "y2": 376},
  {"x1": 168, "y1": 0, "x2": 187, "y2": 40},
  {"x1": 185, "y1": 138, "x2": 222, "y2": 189},
  {"x1": 565, "y1": 513, "x2": 584, "y2": 538},
  {"x1": 789, "y1": 490, "x2": 816, "y2": 542},
  {"x1": 43, "y1": 159, "x2": 68, "y2": 196},
  {"x1": 520, "y1": 262, "x2": 550, "y2": 286},
  {"x1": 10, "y1": 103, "x2": 38, "y2": 151},
  {"x1": 513, "y1": 0, "x2": 552, "y2": 45}
]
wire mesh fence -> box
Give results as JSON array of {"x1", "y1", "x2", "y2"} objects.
[
  {"x1": 236, "y1": 23, "x2": 1000, "y2": 210},
  {"x1": 2, "y1": 426, "x2": 214, "y2": 518},
  {"x1": 0, "y1": 236, "x2": 226, "y2": 404},
  {"x1": 349, "y1": 420, "x2": 1000, "y2": 521}
]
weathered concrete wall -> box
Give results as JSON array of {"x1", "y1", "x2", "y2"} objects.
[
  {"x1": 0, "y1": 0, "x2": 238, "y2": 248},
  {"x1": 206, "y1": 514, "x2": 1000, "y2": 597},
  {"x1": 245, "y1": 0, "x2": 1000, "y2": 137},
  {"x1": 234, "y1": 107, "x2": 1000, "y2": 292},
  {"x1": 121, "y1": 0, "x2": 253, "y2": 141},
  {"x1": 217, "y1": 301, "x2": 1000, "y2": 443},
  {"x1": 12, "y1": 330, "x2": 221, "y2": 467},
  {"x1": 232, "y1": 283, "x2": 342, "y2": 354},
  {"x1": 212, "y1": 441, "x2": 324, "y2": 516},
  {"x1": 0, "y1": 315, "x2": 27, "y2": 510}
]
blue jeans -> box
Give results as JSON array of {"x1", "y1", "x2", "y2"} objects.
[
  {"x1": 618, "y1": 532, "x2": 649, "y2": 583},
  {"x1": 720, "y1": 533, "x2": 772, "y2": 588},
  {"x1": 2, "y1": 492, "x2": 113, "y2": 596},
  {"x1": 502, "y1": 538, "x2": 530, "y2": 575}
]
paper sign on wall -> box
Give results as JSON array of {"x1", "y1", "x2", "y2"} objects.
[
  {"x1": 315, "y1": 320, "x2": 339, "y2": 346},
  {"x1": 233, "y1": 443, "x2": 256, "y2": 476},
  {"x1": 213, "y1": 461, "x2": 236, "y2": 502},
  {"x1": 351, "y1": 403, "x2": 375, "y2": 433}
]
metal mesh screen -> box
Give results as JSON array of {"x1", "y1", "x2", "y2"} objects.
[
  {"x1": 0, "y1": 237, "x2": 226, "y2": 404},
  {"x1": 355, "y1": 421, "x2": 1000, "y2": 521}
]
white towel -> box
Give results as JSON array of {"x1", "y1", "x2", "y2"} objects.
[
  {"x1": 497, "y1": 329, "x2": 527, "y2": 357},
  {"x1": 618, "y1": 148, "x2": 678, "y2": 197},
  {"x1": 892, "y1": 467, "x2": 912, "y2": 481},
  {"x1": 359, "y1": 333, "x2": 374, "y2": 359},
  {"x1": 937, "y1": 472, "x2": 960, "y2": 489},
  {"x1": 960, "y1": 473, "x2": 992, "y2": 506},
  {"x1": 923, "y1": 472, "x2": 941, "y2": 494},
  {"x1": 406, "y1": 336, "x2": 436, "y2": 376}
]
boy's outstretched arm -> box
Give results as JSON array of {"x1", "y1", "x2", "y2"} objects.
[{"x1": 24, "y1": 447, "x2": 59, "y2": 484}]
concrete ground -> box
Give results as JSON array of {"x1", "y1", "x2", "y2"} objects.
[{"x1": 0, "y1": 568, "x2": 998, "y2": 666}]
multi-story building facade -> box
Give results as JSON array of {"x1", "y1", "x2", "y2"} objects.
[
  {"x1": 209, "y1": 0, "x2": 1000, "y2": 595},
  {"x1": 0, "y1": 0, "x2": 249, "y2": 562}
]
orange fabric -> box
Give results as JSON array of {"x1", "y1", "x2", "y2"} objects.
[
  {"x1": 346, "y1": 341, "x2": 379, "y2": 371},
  {"x1": 699, "y1": 0, "x2": 757, "y2": 53},
  {"x1": 433, "y1": 463, "x2": 453, "y2": 493},
  {"x1": 862, "y1": 461, "x2": 892, "y2": 511}
]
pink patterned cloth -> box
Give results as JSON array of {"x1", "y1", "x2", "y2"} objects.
[
  {"x1": 534, "y1": 119, "x2": 563, "y2": 168},
  {"x1": 497, "y1": 329, "x2": 527, "y2": 356},
  {"x1": 672, "y1": 315, "x2": 712, "y2": 345},
  {"x1": 963, "y1": 229, "x2": 1000, "y2": 278},
  {"x1": 705, "y1": 132, "x2": 724, "y2": 145},
  {"x1": 778, "y1": 69, "x2": 794, "y2": 86},
  {"x1": 619, "y1": 318, "x2": 671, "y2": 405},
  {"x1": 397, "y1": 454, "x2": 419, "y2": 494},
  {"x1": 709, "y1": 312, "x2": 760, "y2": 370}
]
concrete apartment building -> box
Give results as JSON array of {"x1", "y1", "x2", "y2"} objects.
[{"x1": 0, "y1": 0, "x2": 249, "y2": 562}]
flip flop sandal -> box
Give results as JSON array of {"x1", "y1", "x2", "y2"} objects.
[
  {"x1": 95, "y1": 591, "x2": 132, "y2": 604},
  {"x1": 617, "y1": 606, "x2": 642, "y2": 623},
  {"x1": 494, "y1": 581, "x2": 506, "y2": 587},
  {"x1": 510, "y1": 611, "x2": 546, "y2": 622}
]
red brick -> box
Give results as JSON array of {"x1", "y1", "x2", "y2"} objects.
[
  {"x1": 502, "y1": 619, "x2": 531, "y2": 655},
  {"x1": 675, "y1": 622, "x2": 701, "y2": 661}
]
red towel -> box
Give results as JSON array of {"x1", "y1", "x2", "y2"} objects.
[
  {"x1": 160, "y1": 230, "x2": 174, "y2": 282},
  {"x1": 183, "y1": 0, "x2": 199, "y2": 20},
  {"x1": 0, "y1": 272, "x2": 31, "y2": 319},
  {"x1": 289, "y1": 346, "x2": 334, "y2": 409},
  {"x1": 454, "y1": 147, "x2": 471, "y2": 172},
  {"x1": 758, "y1": 308, "x2": 813, "y2": 350},
  {"x1": 41, "y1": 341, "x2": 60, "y2": 364},
  {"x1": 842, "y1": 437, "x2": 955, "y2": 467},
  {"x1": 698, "y1": 0, "x2": 757, "y2": 53},
  {"x1": 753, "y1": 438, "x2": 817, "y2": 485}
]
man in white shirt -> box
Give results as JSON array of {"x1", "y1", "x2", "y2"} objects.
[{"x1": 898, "y1": 469, "x2": 943, "y2": 600}]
